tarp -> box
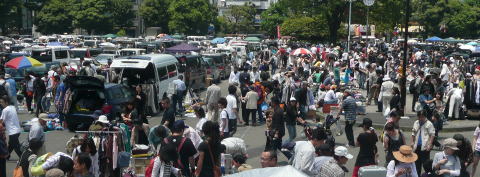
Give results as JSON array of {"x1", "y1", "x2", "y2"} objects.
[
  {"x1": 425, "y1": 36, "x2": 442, "y2": 42},
  {"x1": 225, "y1": 165, "x2": 308, "y2": 177},
  {"x1": 442, "y1": 37, "x2": 464, "y2": 43},
  {"x1": 165, "y1": 43, "x2": 200, "y2": 53}
]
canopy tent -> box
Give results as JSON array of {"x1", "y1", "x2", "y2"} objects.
[
  {"x1": 425, "y1": 36, "x2": 442, "y2": 42},
  {"x1": 244, "y1": 37, "x2": 261, "y2": 42},
  {"x1": 103, "y1": 34, "x2": 118, "y2": 38},
  {"x1": 211, "y1": 37, "x2": 226, "y2": 44},
  {"x1": 442, "y1": 37, "x2": 464, "y2": 43},
  {"x1": 465, "y1": 41, "x2": 478, "y2": 46},
  {"x1": 171, "y1": 34, "x2": 184, "y2": 40},
  {"x1": 225, "y1": 165, "x2": 308, "y2": 177},
  {"x1": 165, "y1": 43, "x2": 200, "y2": 53}
]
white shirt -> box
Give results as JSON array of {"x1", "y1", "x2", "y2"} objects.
[
  {"x1": 412, "y1": 120, "x2": 435, "y2": 151},
  {"x1": 226, "y1": 94, "x2": 237, "y2": 119},
  {"x1": 195, "y1": 117, "x2": 208, "y2": 134},
  {"x1": 250, "y1": 72, "x2": 260, "y2": 83},
  {"x1": 229, "y1": 72, "x2": 239, "y2": 84},
  {"x1": 324, "y1": 90, "x2": 337, "y2": 102},
  {"x1": 42, "y1": 152, "x2": 72, "y2": 170},
  {"x1": 312, "y1": 156, "x2": 334, "y2": 176},
  {"x1": 0, "y1": 105, "x2": 21, "y2": 135},
  {"x1": 292, "y1": 141, "x2": 316, "y2": 176},
  {"x1": 386, "y1": 160, "x2": 418, "y2": 177},
  {"x1": 219, "y1": 108, "x2": 229, "y2": 133}
]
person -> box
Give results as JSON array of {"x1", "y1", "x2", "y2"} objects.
[
  {"x1": 0, "y1": 75, "x2": 11, "y2": 100},
  {"x1": 318, "y1": 146, "x2": 353, "y2": 177},
  {"x1": 19, "y1": 138, "x2": 43, "y2": 177},
  {"x1": 292, "y1": 128, "x2": 327, "y2": 176},
  {"x1": 269, "y1": 98, "x2": 285, "y2": 151},
  {"x1": 432, "y1": 138, "x2": 461, "y2": 177},
  {"x1": 324, "y1": 85, "x2": 338, "y2": 104},
  {"x1": 24, "y1": 75, "x2": 35, "y2": 113},
  {"x1": 379, "y1": 76, "x2": 395, "y2": 115},
  {"x1": 312, "y1": 144, "x2": 334, "y2": 176},
  {"x1": 29, "y1": 118, "x2": 47, "y2": 155},
  {"x1": 412, "y1": 111, "x2": 435, "y2": 176},
  {"x1": 172, "y1": 75, "x2": 186, "y2": 114},
  {"x1": 148, "y1": 124, "x2": 170, "y2": 151},
  {"x1": 446, "y1": 83, "x2": 463, "y2": 119},
  {"x1": 243, "y1": 85, "x2": 259, "y2": 126},
  {"x1": 194, "y1": 106, "x2": 208, "y2": 134},
  {"x1": 367, "y1": 65, "x2": 379, "y2": 105},
  {"x1": 336, "y1": 91, "x2": 357, "y2": 147},
  {"x1": 121, "y1": 101, "x2": 138, "y2": 128},
  {"x1": 5, "y1": 74, "x2": 17, "y2": 110},
  {"x1": 38, "y1": 152, "x2": 74, "y2": 176},
  {"x1": 205, "y1": 79, "x2": 221, "y2": 121},
  {"x1": 419, "y1": 88, "x2": 435, "y2": 119},
  {"x1": 161, "y1": 97, "x2": 175, "y2": 130},
  {"x1": 285, "y1": 97, "x2": 305, "y2": 142},
  {"x1": 384, "y1": 122, "x2": 406, "y2": 166},
  {"x1": 73, "y1": 153, "x2": 95, "y2": 177},
  {"x1": 195, "y1": 121, "x2": 225, "y2": 177},
  {"x1": 71, "y1": 138, "x2": 99, "y2": 177},
  {"x1": 151, "y1": 143, "x2": 182, "y2": 177},
  {"x1": 0, "y1": 123, "x2": 6, "y2": 177},
  {"x1": 353, "y1": 118, "x2": 378, "y2": 177},
  {"x1": 163, "y1": 120, "x2": 197, "y2": 177},
  {"x1": 226, "y1": 85, "x2": 238, "y2": 136},
  {"x1": 452, "y1": 134, "x2": 473, "y2": 177},
  {"x1": 33, "y1": 74, "x2": 46, "y2": 117},
  {"x1": 0, "y1": 96, "x2": 21, "y2": 160},
  {"x1": 131, "y1": 117, "x2": 150, "y2": 146},
  {"x1": 390, "y1": 87, "x2": 402, "y2": 113},
  {"x1": 472, "y1": 123, "x2": 480, "y2": 177},
  {"x1": 134, "y1": 85, "x2": 147, "y2": 123},
  {"x1": 94, "y1": 69, "x2": 105, "y2": 83},
  {"x1": 232, "y1": 154, "x2": 252, "y2": 172},
  {"x1": 217, "y1": 97, "x2": 230, "y2": 138},
  {"x1": 260, "y1": 150, "x2": 277, "y2": 168},
  {"x1": 386, "y1": 145, "x2": 419, "y2": 177},
  {"x1": 412, "y1": 71, "x2": 425, "y2": 112}
]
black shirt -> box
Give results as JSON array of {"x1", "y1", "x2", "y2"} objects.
[
  {"x1": 355, "y1": 132, "x2": 378, "y2": 166},
  {"x1": 285, "y1": 105, "x2": 298, "y2": 125},
  {"x1": 271, "y1": 106, "x2": 285, "y2": 137},
  {"x1": 162, "y1": 107, "x2": 175, "y2": 129},
  {"x1": 164, "y1": 136, "x2": 197, "y2": 176},
  {"x1": 197, "y1": 141, "x2": 225, "y2": 177}
]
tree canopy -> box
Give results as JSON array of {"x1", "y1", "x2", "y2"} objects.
[{"x1": 35, "y1": 0, "x2": 74, "y2": 34}]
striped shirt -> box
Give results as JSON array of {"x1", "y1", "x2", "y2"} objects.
[{"x1": 341, "y1": 96, "x2": 357, "y2": 121}]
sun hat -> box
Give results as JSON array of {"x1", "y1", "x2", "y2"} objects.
[
  {"x1": 393, "y1": 145, "x2": 418, "y2": 163},
  {"x1": 443, "y1": 138, "x2": 459, "y2": 150},
  {"x1": 334, "y1": 146, "x2": 353, "y2": 159},
  {"x1": 97, "y1": 115, "x2": 109, "y2": 124}
]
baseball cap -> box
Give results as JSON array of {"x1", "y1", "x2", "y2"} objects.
[
  {"x1": 358, "y1": 118, "x2": 373, "y2": 127},
  {"x1": 172, "y1": 120, "x2": 189, "y2": 132},
  {"x1": 334, "y1": 146, "x2": 353, "y2": 159}
]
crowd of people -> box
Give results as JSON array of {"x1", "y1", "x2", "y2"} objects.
[{"x1": 0, "y1": 40, "x2": 479, "y2": 177}]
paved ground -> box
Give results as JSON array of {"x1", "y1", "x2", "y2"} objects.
[{"x1": 5, "y1": 80, "x2": 480, "y2": 177}]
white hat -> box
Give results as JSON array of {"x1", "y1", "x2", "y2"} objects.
[
  {"x1": 4, "y1": 74, "x2": 11, "y2": 79},
  {"x1": 334, "y1": 146, "x2": 353, "y2": 159},
  {"x1": 97, "y1": 115, "x2": 109, "y2": 124},
  {"x1": 383, "y1": 76, "x2": 391, "y2": 81},
  {"x1": 290, "y1": 97, "x2": 297, "y2": 102}
]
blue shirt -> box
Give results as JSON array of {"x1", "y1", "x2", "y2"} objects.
[
  {"x1": 342, "y1": 96, "x2": 357, "y2": 121},
  {"x1": 172, "y1": 79, "x2": 186, "y2": 91},
  {"x1": 419, "y1": 94, "x2": 433, "y2": 107},
  {"x1": 6, "y1": 78, "x2": 16, "y2": 96}
]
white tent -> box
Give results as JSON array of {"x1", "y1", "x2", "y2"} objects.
[{"x1": 225, "y1": 165, "x2": 308, "y2": 177}]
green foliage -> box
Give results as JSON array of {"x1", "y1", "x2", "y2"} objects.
[
  {"x1": 369, "y1": 0, "x2": 404, "y2": 35},
  {"x1": 167, "y1": 0, "x2": 216, "y2": 35},
  {"x1": 260, "y1": 2, "x2": 287, "y2": 35},
  {"x1": 0, "y1": 0, "x2": 22, "y2": 35},
  {"x1": 226, "y1": 2, "x2": 256, "y2": 34},
  {"x1": 35, "y1": 0, "x2": 74, "y2": 34},
  {"x1": 281, "y1": 16, "x2": 328, "y2": 42},
  {"x1": 116, "y1": 29, "x2": 127, "y2": 36},
  {"x1": 71, "y1": 0, "x2": 113, "y2": 34},
  {"x1": 139, "y1": 0, "x2": 171, "y2": 33},
  {"x1": 215, "y1": 16, "x2": 232, "y2": 34},
  {"x1": 110, "y1": 0, "x2": 135, "y2": 28}
]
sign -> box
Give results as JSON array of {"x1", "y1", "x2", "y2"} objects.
[{"x1": 363, "y1": 0, "x2": 374, "y2": 6}]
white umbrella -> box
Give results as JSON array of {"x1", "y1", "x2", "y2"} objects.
[
  {"x1": 459, "y1": 44, "x2": 475, "y2": 52},
  {"x1": 225, "y1": 165, "x2": 308, "y2": 177},
  {"x1": 2, "y1": 41, "x2": 12, "y2": 45}
]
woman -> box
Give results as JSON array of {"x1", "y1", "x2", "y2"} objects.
[
  {"x1": 73, "y1": 153, "x2": 94, "y2": 177},
  {"x1": 386, "y1": 145, "x2": 418, "y2": 177},
  {"x1": 383, "y1": 122, "x2": 405, "y2": 166},
  {"x1": 194, "y1": 106, "x2": 208, "y2": 135},
  {"x1": 419, "y1": 89, "x2": 435, "y2": 119},
  {"x1": 472, "y1": 123, "x2": 480, "y2": 177},
  {"x1": 121, "y1": 102, "x2": 138, "y2": 128},
  {"x1": 353, "y1": 118, "x2": 378, "y2": 177},
  {"x1": 452, "y1": 134, "x2": 473, "y2": 177},
  {"x1": 389, "y1": 87, "x2": 402, "y2": 113},
  {"x1": 24, "y1": 74, "x2": 35, "y2": 113},
  {"x1": 243, "y1": 86, "x2": 259, "y2": 126},
  {"x1": 71, "y1": 138, "x2": 99, "y2": 177},
  {"x1": 432, "y1": 138, "x2": 461, "y2": 177},
  {"x1": 134, "y1": 85, "x2": 147, "y2": 124},
  {"x1": 130, "y1": 119, "x2": 150, "y2": 147},
  {"x1": 151, "y1": 143, "x2": 182, "y2": 177},
  {"x1": 195, "y1": 121, "x2": 224, "y2": 177}
]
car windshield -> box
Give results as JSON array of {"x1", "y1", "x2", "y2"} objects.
[
  {"x1": 96, "y1": 55, "x2": 112, "y2": 63},
  {"x1": 203, "y1": 57, "x2": 214, "y2": 66},
  {"x1": 70, "y1": 50, "x2": 87, "y2": 58}
]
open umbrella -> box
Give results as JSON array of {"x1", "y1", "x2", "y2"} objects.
[
  {"x1": 225, "y1": 165, "x2": 308, "y2": 177},
  {"x1": 211, "y1": 37, "x2": 226, "y2": 44},
  {"x1": 425, "y1": 36, "x2": 442, "y2": 42},
  {"x1": 6, "y1": 56, "x2": 43, "y2": 69},
  {"x1": 292, "y1": 48, "x2": 313, "y2": 56}
]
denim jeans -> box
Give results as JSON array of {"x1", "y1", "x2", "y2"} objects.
[
  {"x1": 345, "y1": 120, "x2": 356, "y2": 146},
  {"x1": 358, "y1": 72, "x2": 366, "y2": 89},
  {"x1": 286, "y1": 124, "x2": 297, "y2": 142},
  {"x1": 176, "y1": 90, "x2": 185, "y2": 113},
  {"x1": 41, "y1": 96, "x2": 51, "y2": 113},
  {"x1": 257, "y1": 106, "x2": 264, "y2": 122}
]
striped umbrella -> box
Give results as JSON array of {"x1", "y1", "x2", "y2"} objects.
[
  {"x1": 5, "y1": 56, "x2": 43, "y2": 69},
  {"x1": 292, "y1": 48, "x2": 313, "y2": 56}
]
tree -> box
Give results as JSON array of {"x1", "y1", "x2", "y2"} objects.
[
  {"x1": 0, "y1": 0, "x2": 22, "y2": 35},
  {"x1": 34, "y1": 0, "x2": 74, "y2": 34},
  {"x1": 260, "y1": 2, "x2": 287, "y2": 36},
  {"x1": 139, "y1": 0, "x2": 171, "y2": 33},
  {"x1": 281, "y1": 16, "x2": 328, "y2": 42},
  {"x1": 71, "y1": 0, "x2": 113, "y2": 34},
  {"x1": 227, "y1": 2, "x2": 256, "y2": 34},
  {"x1": 110, "y1": 0, "x2": 135, "y2": 28},
  {"x1": 167, "y1": 0, "x2": 216, "y2": 35},
  {"x1": 321, "y1": 0, "x2": 348, "y2": 43},
  {"x1": 369, "y1": 0, "x2": 404, "y2": 36}
]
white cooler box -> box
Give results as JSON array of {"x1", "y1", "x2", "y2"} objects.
[{"x1": 358, "y1": 165, "x2": 387, "y2": 177}]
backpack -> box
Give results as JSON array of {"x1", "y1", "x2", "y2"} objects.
[
  {"x1": 0, "y1": 82, "x2": 8, "y2": 97},
  {"x1": 163, "y1": 137, "x2": 187, "y2": 169},
  {"x1": 254, "y1": 83, "x2": 265, "y2": 102}
]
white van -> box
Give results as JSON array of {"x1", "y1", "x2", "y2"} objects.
[
  {"x1": 119, "y1": 48, "x2": 146, "y2": 57},
  {"x1": 110, "y1": 54, "x2": 179, "y2": 114},
  {"x1": 31, "y1": 46, "x2": 71, "y2": 63}
]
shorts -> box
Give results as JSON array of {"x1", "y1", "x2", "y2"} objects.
[{"x1": 474, "y1": 150, "x2": 480, "y2": 157}]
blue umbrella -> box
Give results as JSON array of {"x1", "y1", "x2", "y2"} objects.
[
  {"x1": 466, "y1": 41, "x2": 478, "y2": 46},
  {"x1": 426, "y1": 36, "x2": 442, "y2": 42},
  {"x1": 211, "y1": 37, "x2": 226, "y2": 44}
]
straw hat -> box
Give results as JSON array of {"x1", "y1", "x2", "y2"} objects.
[{"x1": 393, "y1": 145, "x2": 418, "y2": 163}]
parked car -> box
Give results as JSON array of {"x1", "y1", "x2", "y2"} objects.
[
  {"x1": 202, "y1": 57, "x2": 220, "y2": 82},
  {"x1": 176, "y1": 55, "x2": 206, "y2": 90},
  {"x1": 201, "y1": 53, "x2": 231, "y2": 79},
  {"x1": 63, "y1": 76, "x2": 133, "y2": 131}
]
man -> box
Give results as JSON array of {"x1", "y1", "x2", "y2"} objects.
[
  {"x1": 292, "y1": 128, "x2": 327, "y2": 176},
  {"x1": 336, "y1": 91, "x2": 357, "y2": 147},
  {"x1": 218, "y1": 97, "x2": 229, "y2": 137},
  {"x1": 148, "y1": 125, "x2": 170, "y2": 150},
  {"x1": 250, "y1": 67, "x2": 260, "y2": 83},
  {"x1": 446, "y1": 83, "x2": 463, "y2": 119},
  {"x1": 379, "y1": 75, "x2": 395, "y2": 116},
  {"x1": 172, "y1": 75, "x2": 186, "y2": 114},
  {"x1": 5, "y1": 74, "x2": 17, "y2": 110},
  {"x1": 269, "y1": 98, "x2": 285, "y2": 151},
  {"x1": 412, "y1": 71, "x2": 425, "y2": 112},
  {"x1": 29, "y1": 118, "x2": 47, "y2": 155},
  {"x1": 324, "y1": 85, "x2": 338, "y2": 104},
  {"x1": 260, "y1": 150, "x2": 277, "y2": 168},
  {"x1": 367, "y1": 64, "x2": 378, "y2": 105},
  {"x1": 312, "y1": 144, "x2": 334, "y2": 176},
  {"x1": 358, "y1": 58, "x2": 368, "y2": 89},
  {"x1": 0, "y1": 75, "x2": 11, "y2": 103},
  {"x1": 0, "y1": 96, "x2": 21, "y2": 160},
  {"x1": 318, "y1": 146, "x2": 353, "y2": 177},
  {"x1": 205, "y1": 79, "x2": 221, "y2": 121},
  {"x1": 163, "y1": 120, "x2": 197, "y2": 177},
  {"x1": 226, "y1": 85, "x2": 238, "y2": 136},
  {"x1": 160, "y1": 97, "x2": 175, "y2": 130},
  {"x1": 33, "y1": 74, "x2": 46, "y2": 117},
  {"x1": 239, "y1": 68, "x2": 251, "y2": 86},
  {"x1": 411, "y1": 111, "x2": 435, "y2": 176}
]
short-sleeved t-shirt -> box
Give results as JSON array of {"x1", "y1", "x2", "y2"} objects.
[
  {"x1": 161, "y1": 107, "x2": 175, "y2": 129},
  {"x1": 226, "y1": 95, "x2": 237, "y2": 120},
  {"x1": 0, "y1": 105, "x2": 21, "y2": 135},
  {"x1": 355, "y1": 132, "x2": 378, "y2": 166},
  {"x1": 474, "y1": 127, "x2": 480, "y2": 151},
  {"x1": 219, "y1": 109, "x2": 229, "y2": 133},
  {"x1": 164, "y1": 136, "x2": 198, "y2": 174},
  {"x1": 197, "y1": 142, "x2": 225, "y2": 176}
]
